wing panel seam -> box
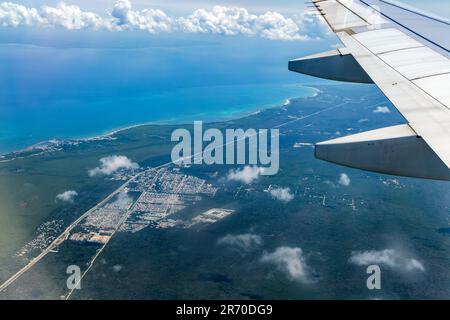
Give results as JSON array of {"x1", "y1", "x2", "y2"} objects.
[
  {"x1": 376, "y1": 45, "x2": 425, "y2": 56},
  {"x1": 345, "y1": 31, "x2": 450, "y2": 111},
  {"x1": 411, "y1": 72, "x2": 450, "y2": 82},
  {"x1": 359, "y1": 0, "x2": 450, "y2": 53}
]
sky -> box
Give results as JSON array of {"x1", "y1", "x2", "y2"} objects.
[
  {"x1": 7, "y1": 0, "x2": 450, "y2": 16},
  {"x1": 0, "y1": 1, "x2": 448, "y2": 43},
  {"x1": 0, "y1": 0, "x2": 447, "y2": 42},
  {"x1": 1, "y1": 0, "x2": 449, "y2": 151},
  {"x1": 0, "y1": 0, "x2": 334, "y2": 152},
  {"x1": 0, "y1": 0, "x2": 330, "y2": 41}
]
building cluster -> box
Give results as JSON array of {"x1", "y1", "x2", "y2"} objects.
[
  {"x1": 16, "y1": 219, "x2": 64, "y2": 260},
  {"x1": 70, "y1": 167, "x2": 222, "y2": 240}
]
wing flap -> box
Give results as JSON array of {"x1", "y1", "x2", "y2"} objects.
[
  {"x1": 296, "y1": 0, "x2": 450, "y2": 179},
  {"x1": 313, "y1": 0, "x2": 369, "y2": 31},
  {"x1": 338, "y1": 31, "x2": 450, "y2": 169},
  {"x1": 316, "y1": 124, "x2": 450, "y2": 180},
  {"x1": 352, "y1": 28, "x2": 423, "y2": 54},
  {"x1": 312, "y1": 0, "x2": 390, "y2": 31},
  {"x1": 414, "y1": 73, "x2": 450, "y2": 107},
  {"x1": 378, "y1": 46, "x2": 450, "y2": 80}
]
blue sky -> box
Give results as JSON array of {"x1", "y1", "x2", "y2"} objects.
[
  {"x1": 0, "y1": 0, "x2": 449, "y2": 152},
  {"x1": 9, "y1": 0, "x2": 450, "y2": 16},
  {"x1": 0, "y1": 0, "x2": 330, "y2": 41},
  {"x1": 1, "y1": 1, "x2": 447, "y2": 42}
]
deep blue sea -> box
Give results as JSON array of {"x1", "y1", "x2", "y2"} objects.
[{"x1": 0, "y1": 29, "x2": 331, "y2": 153}]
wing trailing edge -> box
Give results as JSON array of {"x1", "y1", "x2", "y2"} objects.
[
  {"x1": 290, "y1": 0, "x2": 450, "y2": 180},
  {"x1": 316, "y1": 124, "x2": 450, "y2": 180}
]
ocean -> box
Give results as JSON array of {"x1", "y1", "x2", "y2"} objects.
[
  {"x1": 0, "y1": 81, "x2": 315, "y2": 153},
  {"x1": 0, "y1": 30, "x2": 327, "y2": 154}
]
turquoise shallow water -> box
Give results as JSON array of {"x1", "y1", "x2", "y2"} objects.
[
  {"x1": 0, "y1": 31, "x2": 324, "y2": 154},
  {"x1": 0, "y1": 83, "x2": 315, "y2": 154}
]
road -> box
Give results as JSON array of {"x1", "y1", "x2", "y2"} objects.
[
  {"x1": 64, "y1": 185, "x2": 151, "y2": 300},
  {"x1": 0, "y1": 99, "x2": 358, "y2": 295},
  {"x1": 0, "y1": 171, "x2": 143, "y2": 293}
]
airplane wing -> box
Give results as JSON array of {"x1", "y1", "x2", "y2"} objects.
[{"x1": 289, "y1": 0, "x2": 450, "y2": 180}]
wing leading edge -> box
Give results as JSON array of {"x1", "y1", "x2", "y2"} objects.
[{"x1": 289, "y1": 0, "x2": 450, "y2": 181}]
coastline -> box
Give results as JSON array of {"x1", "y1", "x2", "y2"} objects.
[
  {"x1": 97, "y1": 85, "x2": 321, "y2": 137},
  {"x1": 0, "y1": 85, "x2": 321, "y2": 158}
]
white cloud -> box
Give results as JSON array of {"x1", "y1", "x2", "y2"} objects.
[
  {"x1": 217, "y1": 233, "x2": 262, "y2": 252},
  {"x1": 111, "y1": 0, "x2": 132, "y2": 26},
  {"x1": 0, "y1": 2, "x2": 105, "y2": 29},
  {"x1": 373, "y1": 106, "x2": 391, "y2": 114},
  {"x1": 112, "y1": 192, "x2": 133, "y2": 209},
  {"x1": 110, "y1": 0, "x2": 173, "y2": 33},
  {"x1": 56, "y1": 190, "x2": 78, "y2": 203},
  {"x1": 293, "y1": 11, "x2": 330, "y2": 39},
  {"x1": 89, "y1": 155, "x2": 139, "y2": 176},
  {"x1": 112, "y1": 264, "x2": 123, "y2": 272},
  {"x1": 227, "y1": 166, "x2": 264, "y2": 184},
  {"x1": 178, "y1": 6, "x2": 311, "y2": 41},
  {"x1": 0, "y1": 2, "x2": 41, "y2": 27},
  {"x1": 270, "y1": 187, "x2": 294, "y2": 202},
  {"x1": 260, "y1": 246, "x2": 311, "y2": 282},
  {"x1": 41, "y1": 2, "x2": 105, "y2": 30},
  {"x1": 338, "y1": 173, "x2": 351, "y2": 186},
  {"x1": 0, "y1": 0, "x2": 328, "y2": 41},
  {"x1": 349, "y1": 249, "x2": 425, "y2": 272}
]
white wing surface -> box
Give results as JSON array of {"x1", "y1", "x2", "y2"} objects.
[{"x1": 290, "y1": 0, "x2": 450, "y2": 180}]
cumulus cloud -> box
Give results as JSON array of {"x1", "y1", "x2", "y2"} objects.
[
  {"x1": 292, "y1": 11, "x2": 330, "y2": 39},
  {"x1": 112, "y1": 192, "x2": 133, "y2": 209},
  {"x1": 349, "y1": 249, "x2": 425, "y2": 272},
  {"x1": 178, "y1": 6, "x2": 312, "y2": 41},
  {"x1": 0, "y1": 0, "x2": 328, "y2": 40},
  {"x1": 110, "y1": 0, "x2": 172, "y2": 33},
  {"x1": 217, "y1": 233, "x2": 262, "y2": 252},
  {"x1": 56, "y1": 190, "x2": 78, "y2": 203},
  {"x1": 261, "y1": 246, "x2": 311, "y2": 282},
  {"x1": 227, "y1": 166, "x2": 264, "y2": 184},
  {"x1": 269, "y1": 187, "x2": 294, "y2": 202},
  {"x1": 338, "y1": 173, "x2": 351, "y2": 186},
  {"x1": 0, "y1": 2, "x2": 105, "y2": 29},
  {"x1": 373, "y1": 106, "x2": 391, "y2": 114},
  {"x1": 89, "y1": 155, "x2": 139, "y2": 176},
  {"x1": 112, "y1": 264, "x2": 123, "y2": 272}
]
